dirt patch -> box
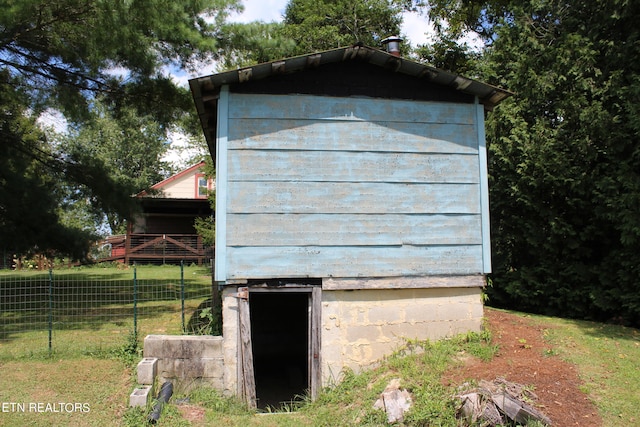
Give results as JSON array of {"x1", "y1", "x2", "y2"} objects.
[
  {"x1": 177, "y1": 403, "x2": 206, "y2": 423},
  {"x1": 442, "y1": 308, "x2": 602, "y2": 427}
]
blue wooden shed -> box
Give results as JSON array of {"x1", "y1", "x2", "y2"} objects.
[{"x1": 189, "y1": 43, "x2": 510, "y2": 408}]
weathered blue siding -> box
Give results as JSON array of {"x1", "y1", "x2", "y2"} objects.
[
  {"x1": 214, "y1": 86, "x2": 229, "y2": 282},
  {"x1": 218, "y1": 93, "x2": 488, "y2": 280}
]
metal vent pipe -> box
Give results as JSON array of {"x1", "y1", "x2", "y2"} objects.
[{"x1": 381, "y1": 36, "x2": 403, "y2": 57}]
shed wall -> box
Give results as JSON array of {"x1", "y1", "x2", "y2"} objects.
[{"x1": 221, "y1": 93, "x2": 486, "y2": 280}]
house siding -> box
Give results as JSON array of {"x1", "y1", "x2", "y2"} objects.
[
  {"x1": 159, "y1": 172, "x2": 198, "y2": 198},
  {"x1": 222, "y1": 93, "x2": 485, "y2": 280}
]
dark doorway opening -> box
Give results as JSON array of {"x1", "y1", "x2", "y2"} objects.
[{"x1": 249, "y1": 291, "x2": 309, "y2": 409}]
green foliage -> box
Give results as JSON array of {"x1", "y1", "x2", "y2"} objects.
[
  {"x1": 414, "y1": 32, "x2": 483, "y2": 75},
  {"x1": 421, "y1": 0, "x2": 512, "y2": 42},
  {"x1": 0, "y1": 72, "x2": 97, "y2": 260},
  {"x1": 481, "y1": 0, "x2": 640, "y2": 325},
  {"x1": 217, "y1": 0, "x2": 406, "y2": 69},
  {"x1": 56, "y1": 100, "x2": 174, "y2": 234},
  {"x1": 281, "y1": 0, "x2": 405, "y2": 54},
  {"x1": 188, "y1": 387, "x2": 251, "y2": 416},
  {"x1": 215, "y1": 21, "x2": 296, "y2": 69},
  {"x1": 0, "y1": 0, "x2": 242, "y2": 123},
  {"x1": 193, "y1": 305, "x2": 222, "y2": 336}
]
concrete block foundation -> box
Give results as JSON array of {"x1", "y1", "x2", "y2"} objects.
[{"x1": 320, "y1": 285, "x2": 484, "y2": 385}]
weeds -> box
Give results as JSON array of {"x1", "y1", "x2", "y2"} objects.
[
  {"x1": 186, "y1": 298, "x2": 222, "y2": 335},
  {"x1": 196, "y1": 306, "x2": 222, "y2": 335}
]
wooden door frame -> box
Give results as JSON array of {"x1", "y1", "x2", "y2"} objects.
[{"x1": 236, "y1": 284, "x2": 322, "y2": 407}]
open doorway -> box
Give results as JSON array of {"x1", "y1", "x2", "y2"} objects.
[{"x1": 249, "y1": 291, "x2": 310, "y2": 409}]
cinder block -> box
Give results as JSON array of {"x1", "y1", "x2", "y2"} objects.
[
  {"x1": 129, "y1": 385, "x2": 153, "y2": 407},
  {"x1": 157, "y1": 358, "x2": 176, "y2": 378},
  {"x1": 175, "y1": 358, "x2": 205, "y2": 378},
  {"x1": 201, "y1": 336, "x2": 224, "y2": 357},
  {"x1": 441, "y1": 302, "x2": 474, "y2": 322},
  {"x1": 201, "y1": 357, "x2": 224, "y2": 377},
  {"x1": 137, "y1": 357, "x2": 158, "y2": 385},
  {"x1": 404, "y1": 301, "x2": 441, "y2": 323},
  {"x1": 346, "y1": 324, "x2": 382, "y2": 343},
  {"x1": 367, "y1": 304, "x2": 404, "y2": 325},
  {"x1": 143, "y1": 335, "x2": 165, "y2": 358},
  {"x1": 164, "y1": 336, "x2": 185, "y2": 358}
]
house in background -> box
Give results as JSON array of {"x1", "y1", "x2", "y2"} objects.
[
  {"x1": 189, "y1": 41, "x2": 510, "y2": 408},
  {"x1": 103, "y1": 161, "x2": 214, "y2": 265}
]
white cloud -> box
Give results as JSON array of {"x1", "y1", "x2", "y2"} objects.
[
  {"x1": 401, "y1": 10, "x2": 434, "y2": 48},
  {"x1": 37, "y1": 108, "x2": 69, "y2": 134},
  {"x1": 229, "y1": 0, "x2": 287, "y2": 23}
]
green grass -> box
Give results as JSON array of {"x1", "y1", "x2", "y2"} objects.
[
  {"x1": 528, "y1": 313, "x2": 640, "y2": 427},
  {"x1": 0, "y1": 352, "x2": 134, "y2": 427}
]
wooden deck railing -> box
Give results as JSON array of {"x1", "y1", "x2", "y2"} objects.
[{"x1": 104, "y1": 234, "x2": 212, "y2": 265}]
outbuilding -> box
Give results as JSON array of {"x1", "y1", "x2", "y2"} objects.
[{"x1": 189, "y1": 42, "x2": 510, "y2": 408}]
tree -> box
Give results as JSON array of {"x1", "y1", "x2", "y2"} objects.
[
  {"x1": 280, "y1": 0, "x2": 405, "y2": 55},
  {"x1": 1, "y1": 0, "x2": 241, "y2": 123},
  {"x1": 407, "y1": 0, "x2": 640, "y2": 324},
  {"x1": 0, "y1": 0, "x2": 241, "y2": 259},
  {"x1": 0, "y1": 72, "x2": 96, "y2": 260},
  {"x1": 216, "y1": 0, "x2": 407, "y2": 69},
  {"x1": 477, "y1": 0, "x2": 640, "y2": 324},
  {"x1": 215, "y1": 22, "x2": 296, "y2": 69},
  {"x1": 57, "y1": 100, "x2": 174, "y2": 235}
]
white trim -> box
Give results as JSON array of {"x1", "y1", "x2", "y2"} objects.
[
  {"x1": 215, "y1": 86, "x2": 229, "y2": 281},
  {"x1": 476, "y1": 100, "x2": 492, "y2": 273}
]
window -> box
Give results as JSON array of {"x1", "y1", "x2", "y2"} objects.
[{"x1": 196, "y1": 174, "x2": 208, "y2": 198}]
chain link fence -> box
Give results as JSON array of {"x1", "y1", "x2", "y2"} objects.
[{"x1": 0, "y1": 263, "x2": 214, "y2": 359}]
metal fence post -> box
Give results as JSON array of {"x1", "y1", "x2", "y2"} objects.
[
  {"x1": 48, "y1": 269, "x2": 53, "y2": 354},
  {"x1": 181, "y1": 260, "x2": 185, "y2": 333},
  {"x1": 133, "y1": 265, "x2": 138, "y2": 341}
]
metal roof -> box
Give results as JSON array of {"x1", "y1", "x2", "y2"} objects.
[{"x1": 189, "y1": 44, "x2": 512, "y2": 155}]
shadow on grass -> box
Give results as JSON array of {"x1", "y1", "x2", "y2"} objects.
[{"x1": 547, "y1": 317, "x2": 640, "y2": 344}]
